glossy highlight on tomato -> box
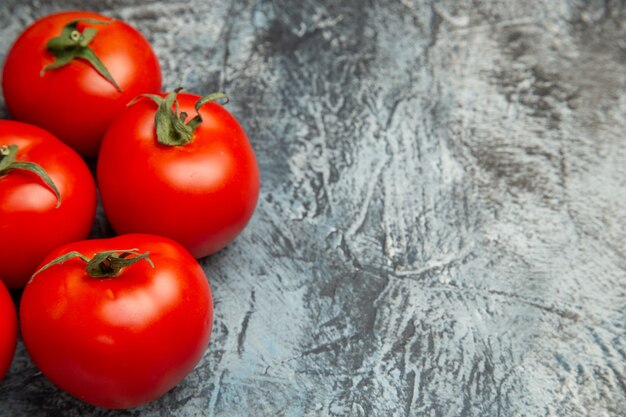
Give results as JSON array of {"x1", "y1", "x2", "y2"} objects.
[
  {"x1": 20, "y1": 234, "x2": 213, "y2": 409},
  {"x1": 0, "y1": 120, "x2": 96, "y2": 289},
  {"x1": 97, "y1": 91, "x2": 260, "y2": 258},
  {"x1": 2, "y1": 11, "x2": 162, "y2": 157}
]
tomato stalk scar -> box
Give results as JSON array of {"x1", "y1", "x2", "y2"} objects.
[
  {"x1": 31, "y1": 249, "x2": 154, "y2": 280},
  {"x1": 40, "y1": 19, "x2": 122, "y2": 92},
  {"x1": 0, "y1": 144, "x2": 61, "y2": 208},
  {"x1": 128, "y1": 87, "x2": 229, "y2": 146}
]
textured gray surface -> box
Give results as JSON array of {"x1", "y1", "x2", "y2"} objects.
[{"x1": 1, "y1": 0, "x2": 625, "y2": 416}]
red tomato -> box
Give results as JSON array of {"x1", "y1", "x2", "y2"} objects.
[
  {"x1": 2, "y1": 11, "x2": 162, "y2": 157},
  {"x1": 97, "y1": 90, "x2": 260, "y2": 258},
  {"x1": 0, "y1": 120, "x2": 96, "y2": 289},
  {"x1": 0, "y1": 280, "x2": 17, "y2": 381},
  {"x1": 20, "y1": 234, "x2": 213, "y2": 409}
]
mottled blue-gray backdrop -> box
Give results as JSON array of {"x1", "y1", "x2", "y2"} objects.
[{"x1": 1, "y1": 0, "x2": 625, "y2": 416}]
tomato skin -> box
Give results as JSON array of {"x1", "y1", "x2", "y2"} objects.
[
  {"x1": 0, "y1": 280, "x2": 17, "y2": 381},
  {"x1": 97, "y1": 92, "x2": 260, "y2": 258},
  {"x1": 2, "y1": 11, "x2": 162, "y2": 157},
  {"x1": 0, "y1": 120, "x2": 96, "y2": 289},
  {"x1": 20, "y1": 234, "x2": 213, "y2": 409}
]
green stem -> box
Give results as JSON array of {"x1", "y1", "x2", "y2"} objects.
[
  {"x1": 41, "y1": 18, "x2": 122, "y2": 92},
  {"x1": 31, "y1": 249, "x2": 154, "y2": 280},
  {"x1": 129, "y1": 87, "x2": 229, "y2": 146},
  {"x1": 0, "y1": 144, "x2": 61, "y2": 208}
]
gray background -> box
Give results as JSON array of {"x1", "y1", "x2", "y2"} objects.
[{"x1": 1, "y1": 0, "x2": 625, "y2": 416}]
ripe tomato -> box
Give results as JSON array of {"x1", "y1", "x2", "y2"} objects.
[
  {"x1": 0, "y1": 120, "x2": 96, "y2": 289},
  {"x1": 0, "y1": 280, "x2": 17, "y2": 381},
  {"x1": 97, "y1": 90, "x2": 260, "y2": 258},
  {"x1": 2, "y1": 11, "x2": 162, "y2": 157},
  {"x1": 20, "y1": 234, "x2": 213, "y2": 409}
]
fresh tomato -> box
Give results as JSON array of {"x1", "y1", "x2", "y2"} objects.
[
  {"x1": 0, "y1": 120, "x2": 96, "y2": 289},
  {"x1": 20, "y1": 234, "x2": 213, "y2": 409},
  {"x1": 97, "y1": 89, "x2": 260, "y2": 258},
  {"x1": 0, "y1": 280, "x2": 17, "y2": 381},
  {"x1": 2, "y1": 11, "x2": 162, "y2": 157}
]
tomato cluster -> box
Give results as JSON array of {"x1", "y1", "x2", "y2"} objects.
[{"x1": 0, "y1": 10, "x2": 259, "y2": 409}]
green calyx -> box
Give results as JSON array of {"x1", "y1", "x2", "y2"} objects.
[
  {"x1": 41, "y1": 18, "x2": 122, "y2": 92},
  {"x1": 32, "y1": 248, "x2": 154, "y2": 280},
  {"x1": 130, "y1": 87, "x2": 229, "y2": 146},
  {"x1": 0, "y1": 144, "x2": 61, "y2": 208}
]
